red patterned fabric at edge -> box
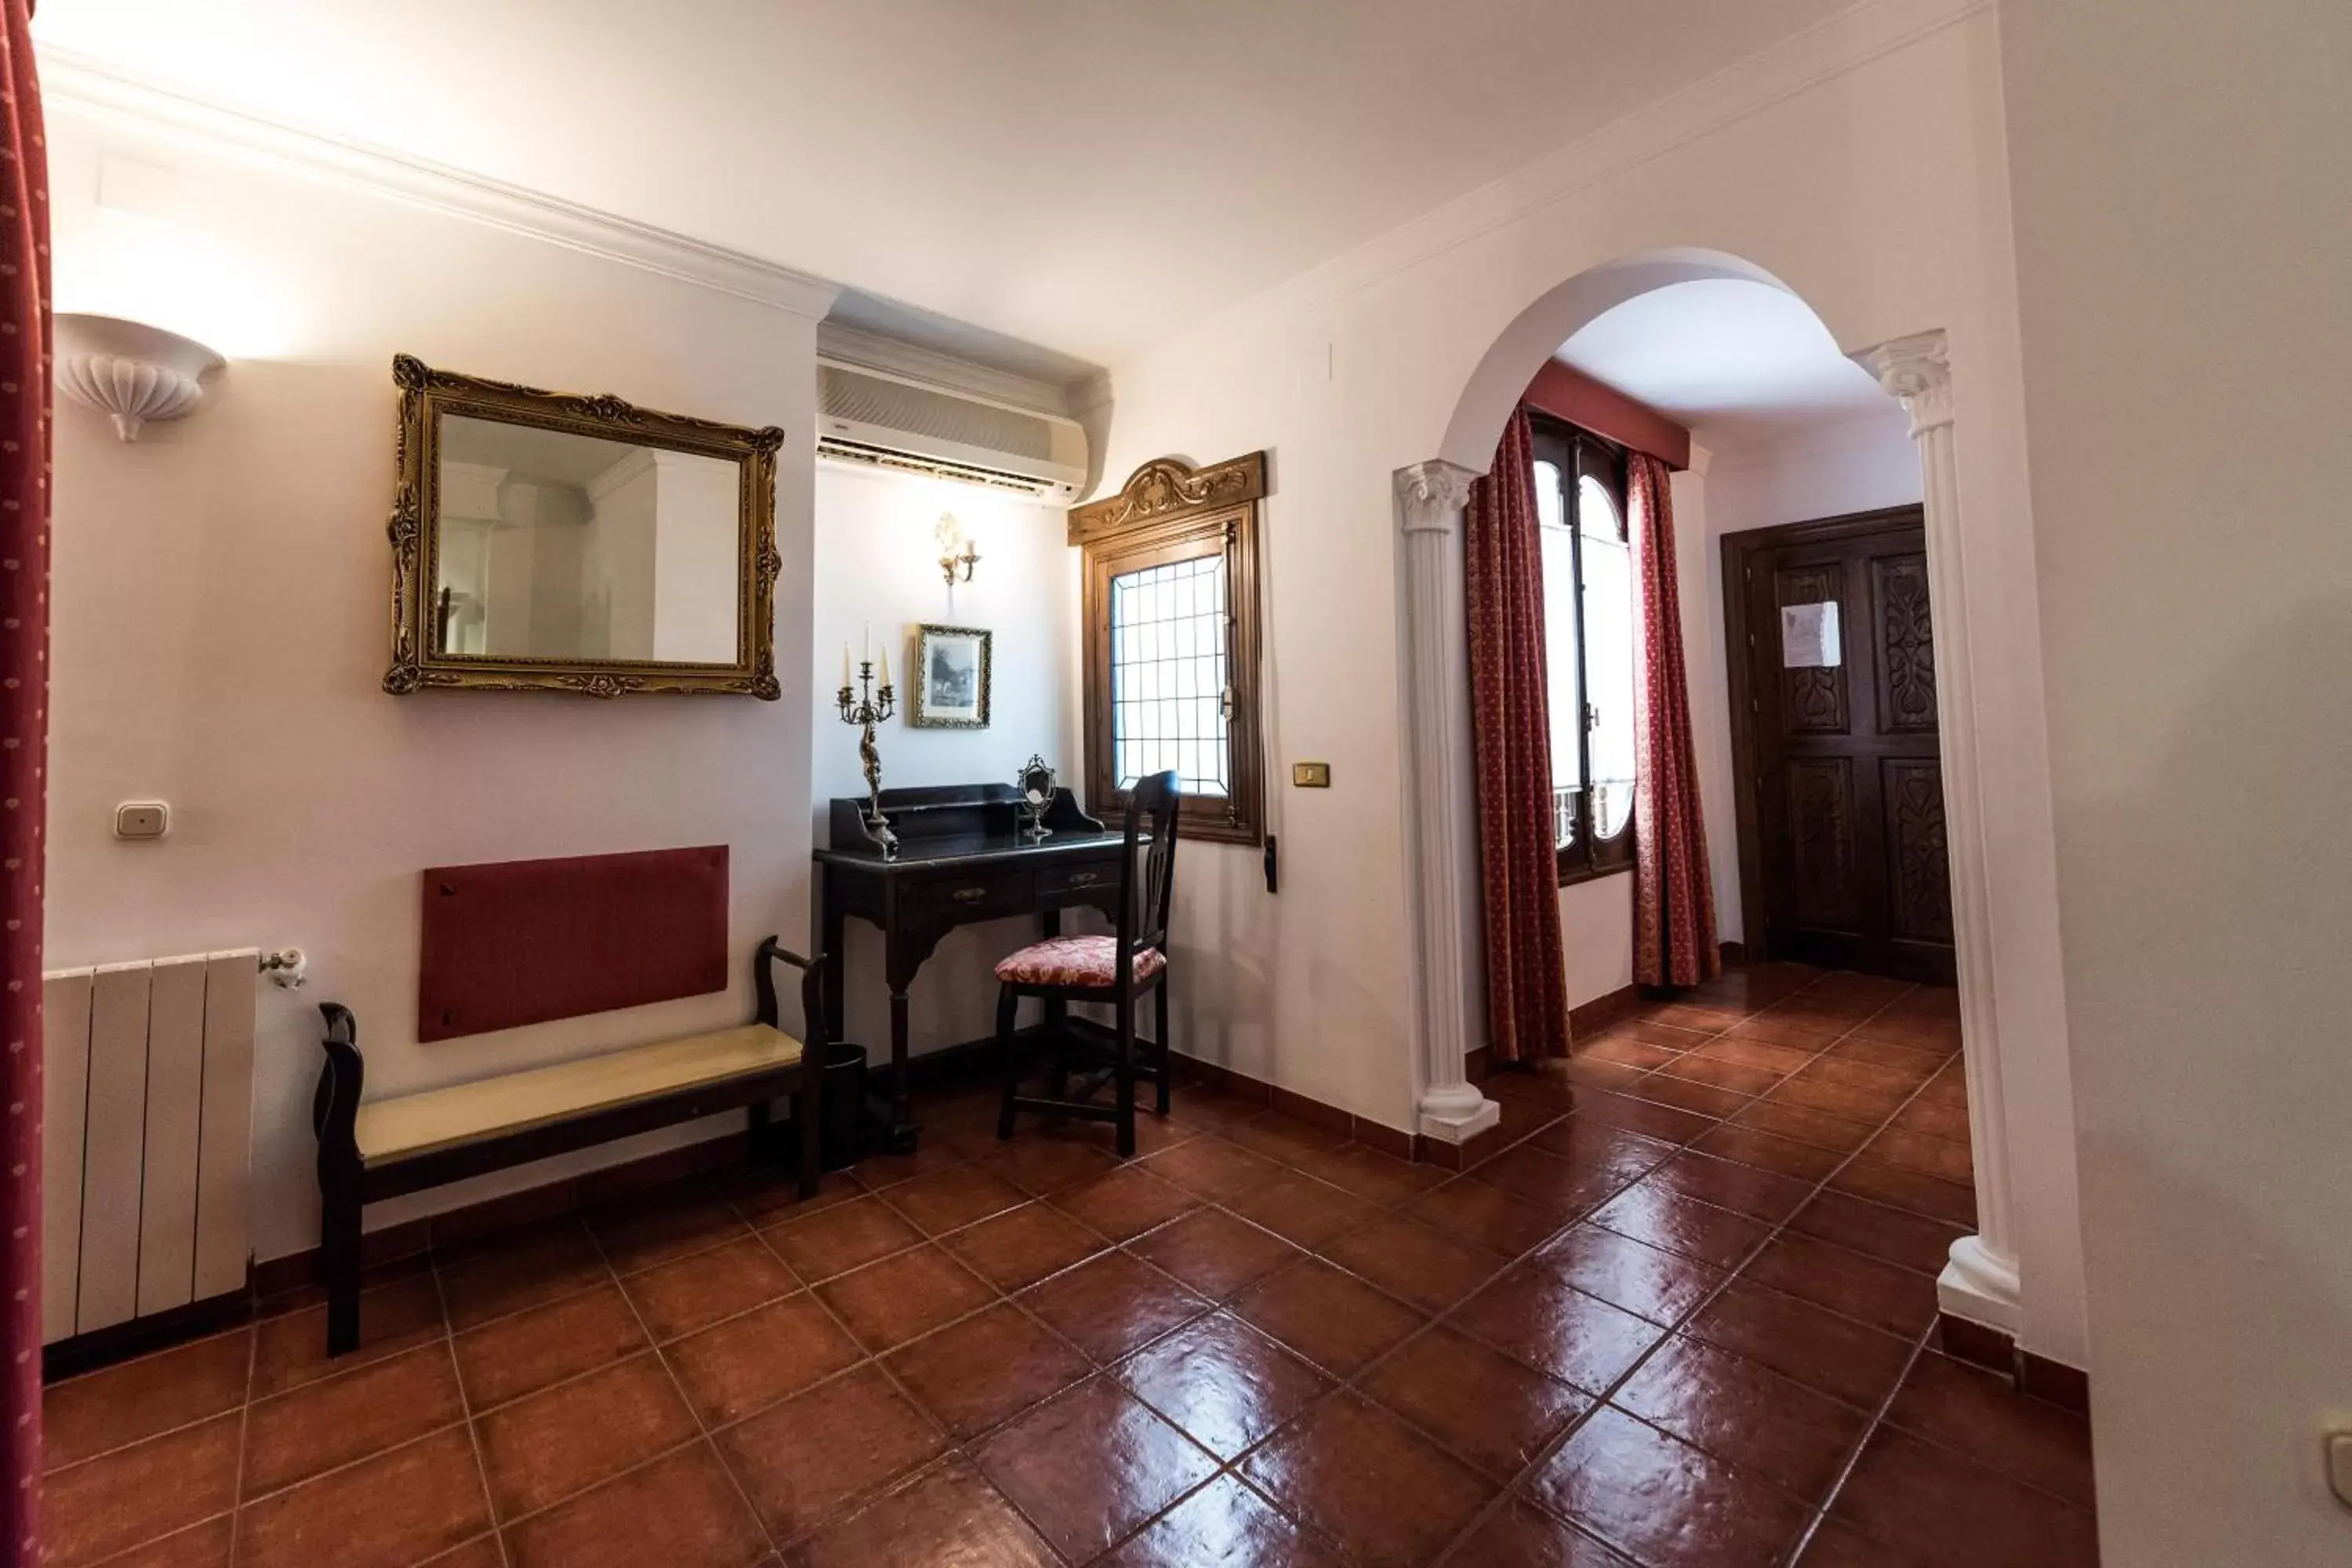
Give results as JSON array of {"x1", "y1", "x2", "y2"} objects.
[
  {"x1": 1628, "y1": 453, "x2": 1720, "y2": 989},
  {"x1": 995, "y1": 935, "x2": 1166, "y2": 989},
  {"x1": 0, "y1": 2, "x2": 45, "y2": 1559},
  {"x1": 1465, "y1": 410, "x2": 1570, "y2": 1062}
]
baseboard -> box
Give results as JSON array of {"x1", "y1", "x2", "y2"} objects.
[
  {"x1": 43, "y1": 1285, "x2": 255, "y2": 1381},
  {"x1": 1933, "y1": 1312, "x2": 2090, "y2": 1416},
  {"x1": 1568, "y1": 982, "x2": 1642, "y2": 1039}
]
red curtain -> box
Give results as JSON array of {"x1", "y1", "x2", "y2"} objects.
[
  {"x1": 1629, "y1": 453, "x2": 1720, "y2": 988},
  {"x1": 0, "y1": 2, "x2": 45, "y2": 1557},
  {"x1": 1465, "y1": 409, "x2": 1570, "y2": 1062}
]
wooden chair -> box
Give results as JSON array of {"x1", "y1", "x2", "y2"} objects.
[{"x1": 994, "y1": 770, "x2": 1180, "y2": 1157}]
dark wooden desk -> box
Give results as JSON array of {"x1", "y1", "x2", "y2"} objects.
[{"x1": 815, "y1": 784, "x2": 1120, "y2": 1152}]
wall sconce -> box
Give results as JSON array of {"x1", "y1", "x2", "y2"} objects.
[
  {"x1": 935, "y1": 512, "x2": 979, "y2": 586},
  {"x1": 53, "y1": 313, "x2": 224, "y2": 442}
]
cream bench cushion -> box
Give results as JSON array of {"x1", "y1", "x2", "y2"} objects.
[{"x1": 354, "y1": 1022, "x2": 804, "y2": 1165}]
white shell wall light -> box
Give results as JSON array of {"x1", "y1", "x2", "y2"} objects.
[{"x1": 53, "y1": 313, "x2": 224, "y2": 441}]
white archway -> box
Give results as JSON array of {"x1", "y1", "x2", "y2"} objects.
[{"x1": 1396, "y1": 250, "x2": 2022, "y2": 1341}]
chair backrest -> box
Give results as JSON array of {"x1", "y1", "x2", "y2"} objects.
[{"x1": 1120, "y1": 770, "x2": 1182, "y2": 964}]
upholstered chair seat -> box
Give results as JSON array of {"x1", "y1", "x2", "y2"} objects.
[{"x1": 993, "y1": 935, "x2": 1167, "y2": 990}]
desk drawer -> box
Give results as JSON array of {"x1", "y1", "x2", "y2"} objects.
[
  {"x1": 1037, "y1": 858, "x2": 1120, "y2": 900},
  {"x1": 900, "y1": 867, "x2": 1033, "y2": 924}
]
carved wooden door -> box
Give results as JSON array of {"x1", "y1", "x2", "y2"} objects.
[{"x1": 1726, "y1": 508, "x2": 1955, "y2": 982}]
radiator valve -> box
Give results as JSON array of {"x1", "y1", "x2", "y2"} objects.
[{"x1": 260, "y1": 948, "x2": 307, "y2": 989}]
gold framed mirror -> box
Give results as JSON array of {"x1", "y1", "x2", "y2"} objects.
[{"x1": 383, "y1": 354, "x2": 785, "y2": 698}]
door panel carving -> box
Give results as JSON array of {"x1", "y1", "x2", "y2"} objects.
[
  {"x1": 1873, "y1": 554, "x2": 1938, "y2": 735},
  {"x1": 1786, "y1": 758, "x2": 1860, "y2": 932},
  {"x1": 1884, "y1": 759, "x2": 1955, "y2": 944}
]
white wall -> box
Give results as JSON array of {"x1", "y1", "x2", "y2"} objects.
[
  {"x1": 809, "y1": 462, "x2": 1077, "y2": 1054},
  {"x1": 1091, "y1": 0, "x2": 2087, "y2": 1366},
  {"x1": 2002, "y1": 0, "x2": 2352, "y2": 1558},
  {"x1": 42, "y1": 106, "x2": 825, "y2": 1263}
]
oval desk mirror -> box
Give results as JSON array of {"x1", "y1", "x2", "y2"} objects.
[
  {"x1": 1018, "y1": 755, "x2": 1058, "y2": 842},
  {"x1": 383, "y1": 355, "x2": 785, "y2": 698}
]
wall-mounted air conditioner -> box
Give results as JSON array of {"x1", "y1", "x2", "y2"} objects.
[{"x1": 816, "y1": 356, "x2": 1088, "y2": 501}]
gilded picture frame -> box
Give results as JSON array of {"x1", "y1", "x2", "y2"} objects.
[
  {"x1": 383, "y1": 354, "x2": 785, "y2": 699},
  {"x1": 909, "y1": 622, "x2": 993, "y2": 729}
]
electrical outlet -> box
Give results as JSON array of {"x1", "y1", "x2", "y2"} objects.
[
  {"x1": 113, "y1": 801, "x2": 169, "y2": 840},
  {"x1": 1291, "y1": 761, "x2": 1331, "y2": 788}
]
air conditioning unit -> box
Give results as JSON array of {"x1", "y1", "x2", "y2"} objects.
[{"x1": 816, "y1": 358, "x2": 1088, "y2": 500}]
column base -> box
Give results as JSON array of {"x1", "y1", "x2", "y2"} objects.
[
  {"x1": 1936, "y1": 1233, "x2": 2022, "y2": 1336},
  {"x1": 1415, "y1": 1088, "x2": 1500, "y2": 1144}
]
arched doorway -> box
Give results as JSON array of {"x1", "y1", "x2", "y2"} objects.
[{"x1": 1395, "y1": 248, "x2": 2021, "y2": 1341}]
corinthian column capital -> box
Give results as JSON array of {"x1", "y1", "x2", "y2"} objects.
[
  {"x1": 1395, "y1": 459, "x2": 1479, "y2": 535},
  {"x1": 1854, "y1": 328, "x2": 1955, "y2": 435}
]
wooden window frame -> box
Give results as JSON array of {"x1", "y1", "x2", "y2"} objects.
[
  {"x1": 1069, "y1": 452, "x2": 1268, "y2": 846},
  {"x1": 1528, "y1": 413, "x2": 1637, "y2": 887}
]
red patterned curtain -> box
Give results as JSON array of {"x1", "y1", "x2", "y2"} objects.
[
  {"x1": 1465, "y1": 409, "x2": 1570, "y2": 1062},
  {"x1": 1628, "y1": 453, "x2": 1719, "y2": 988},
  {"x1": 0, "y1": 2, "x2": 45, "y2": 1558}
]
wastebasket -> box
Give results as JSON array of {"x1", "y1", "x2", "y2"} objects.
[{"x1": 820, "y1": 1041, "x2": 868, "y2": 1170}]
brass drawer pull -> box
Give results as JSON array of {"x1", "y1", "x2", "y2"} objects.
[
  {"x1": 1065, "y1": 871, "x2": 1101, "y2": 888},
  {"x1": 951, "y1": 886, "x2": 991, "y2": 904}
]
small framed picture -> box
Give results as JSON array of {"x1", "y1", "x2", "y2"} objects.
[{"x1": 910, "y1": 623, "x2": 992, "y2": 728}]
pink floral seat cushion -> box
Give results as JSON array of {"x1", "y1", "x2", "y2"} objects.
[{"x1": 994, "y1": 935, "x2": 1167, "y2": 989}]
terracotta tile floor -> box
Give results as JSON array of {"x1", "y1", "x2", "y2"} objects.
[{"x1": 40, "y1": 965, "x2": 2097, "y2": 1566}]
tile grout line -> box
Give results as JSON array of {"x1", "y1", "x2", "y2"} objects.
[
  {"x1": 1784, "y1": 1321, "x2": 1937, "y2": 1565},
  {"x1": 729, "y1": 1178, "x2": 984, "y2": 1559},
  {"x1": 579, "y1": 1199, "x2": 794, "y2": 1567},
  {"x1": 846, "y1": 1145, "x2": 1236, "y2": 1565},
  {"x1": 1422, "y1": 972, "x2": 1955, "y2": 1563},
  {"x1": 427, "y1": 1244, "x2": 516, "y2": 1568},
  {"x1": 1539, "y1": 978, "x2": 1998, "y2": 1559},
  {"x1": 225, "y1": 1316, "x2": 256, "y2": 1564}
]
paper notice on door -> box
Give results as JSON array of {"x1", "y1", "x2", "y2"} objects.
[{"x1": 1780, "y1": 601, "x2": 1842, "y2": 668}]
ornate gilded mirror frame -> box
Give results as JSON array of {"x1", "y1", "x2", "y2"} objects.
[{"x1": 383, "y1": 354, "x2": 785, "y2": 698}]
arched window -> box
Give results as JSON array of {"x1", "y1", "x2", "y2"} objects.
[{"x1": 1531, "y1": 416, "x2": 1638, "y2": 882}]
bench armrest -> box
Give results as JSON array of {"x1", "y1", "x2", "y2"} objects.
[{"x1": 753, "y1": 935, "x2": 829, "y2": 1058}]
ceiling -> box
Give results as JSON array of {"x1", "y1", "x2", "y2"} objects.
[
  {"x1": 34, "y1": 0, "x2": 1855, "y2": 382},
  {"x1": 1555, "y1": 279, "x2": 1904, "y2": 454}
]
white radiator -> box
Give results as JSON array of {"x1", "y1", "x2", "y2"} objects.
[{"x1": 42, "y1": 950, "x2": 259, "y2": 1344}]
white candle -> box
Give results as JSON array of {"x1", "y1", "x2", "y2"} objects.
[
  {"x1": 877, "y1": 641, "x2": 891, "y2": 688},
  {"x1": 840, "y1": 642, "x2": 852, "y2": 690},
  {"x1": 862, "y1": 621, "x2": 871, "y2": 659}
]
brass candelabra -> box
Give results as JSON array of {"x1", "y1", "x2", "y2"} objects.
[{"x1": 838, "y1": 657, "x2": 898, "y2": 855}]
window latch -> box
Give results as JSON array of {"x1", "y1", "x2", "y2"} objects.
[
  {"x1": 1221, "y1": 687, "x2": 1236, "y2": 720},
  {"x1": 1584, "y1": 702, "x2": 1600, "y2": 733}
]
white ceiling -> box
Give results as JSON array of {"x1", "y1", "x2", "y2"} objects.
[
  {"x1": 1555, "y1": 278, "x2": 1904, "y2": 453},
  {"x1": 34, "y1": 0, "x2": 1856, "y2": 381}
]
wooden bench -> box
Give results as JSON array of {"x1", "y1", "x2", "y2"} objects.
[{"x1": 312, "y1": 935, "x2": 825, "y2": 1355}]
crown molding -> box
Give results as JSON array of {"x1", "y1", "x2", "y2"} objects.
[
  {"x1": 814, "y1": 321, "x2": 1072, "y2": 419},
  {"x1": 39, "y1": 46, "x2": 843, "y2": 321}
]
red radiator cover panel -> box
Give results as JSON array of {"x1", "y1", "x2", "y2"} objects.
[{"x1": 416, "y1": 845, "x2": 730, "y2": 1042}]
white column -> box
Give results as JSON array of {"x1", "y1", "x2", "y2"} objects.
[
  {"x1": 1394, "y1": 460, "x2": 1502, "y2": 1144},
  {"x1": 1856, "y1": 330, "x2": 2020, "y2": 1333}
]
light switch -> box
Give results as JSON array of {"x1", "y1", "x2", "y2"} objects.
[
  {"x1": 1291, "y1": 761, "x2": 1331, "y2": 788},
  {"x1": 2328, "y1": 1429, "x2": 2352, "y2": 1512},
  {"x1": 113, "y1": 801, "x2": 169, "y2": 840}
]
